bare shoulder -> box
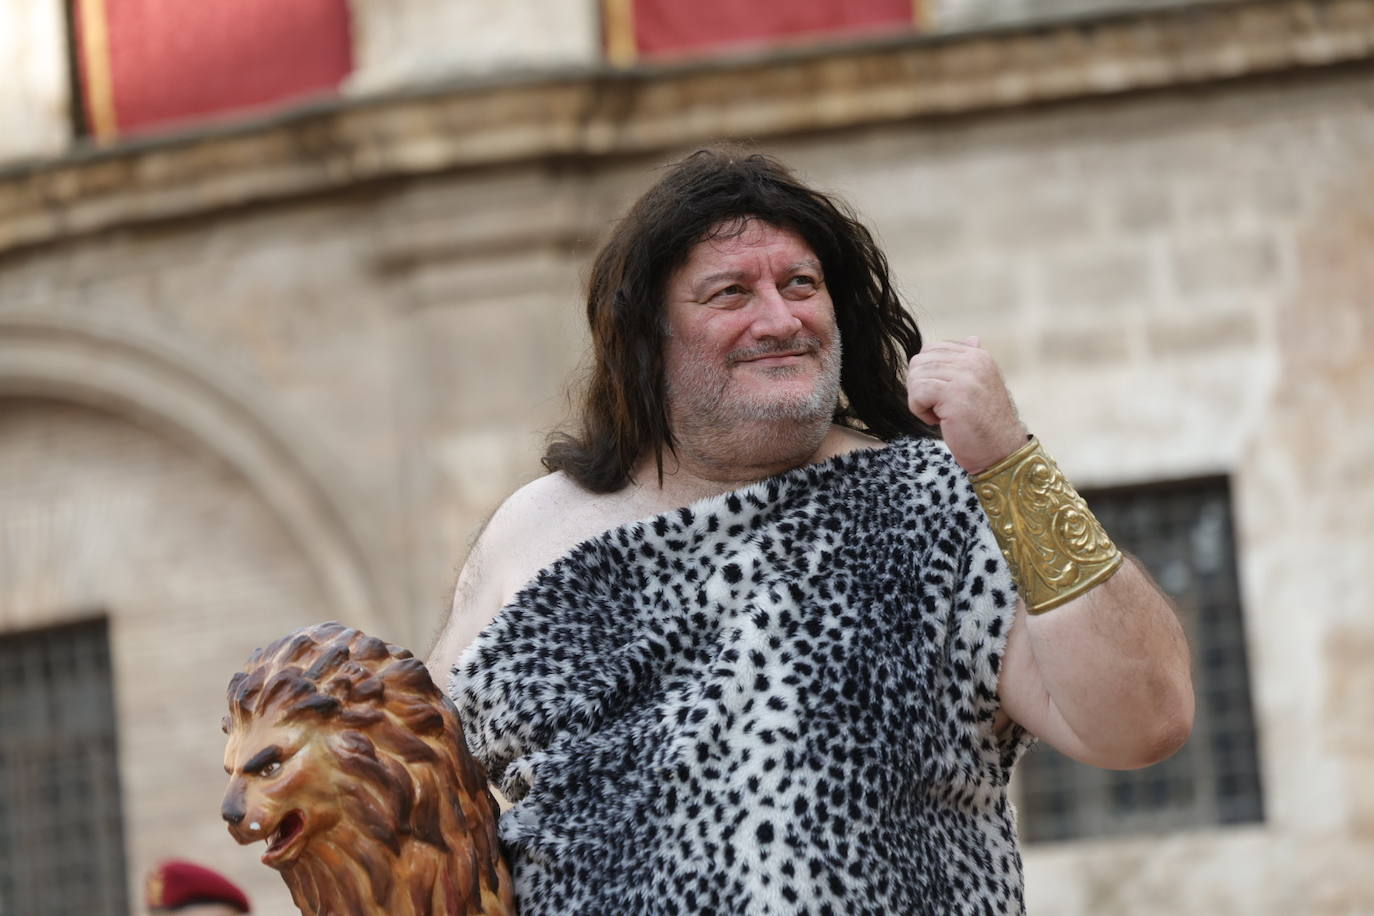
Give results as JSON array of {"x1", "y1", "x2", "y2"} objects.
[
  {"x1": 426, "y1": 471, "x2": 632, "y2": 683},
  {"x1": 490, "y1": 468, "x2": 601, "y2": 537},
  {"x1": 462, "y1": 471, "x2": 606, "y2": 615}
]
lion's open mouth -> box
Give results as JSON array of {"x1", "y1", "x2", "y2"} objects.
[{"x1": 261, "y1": 811, "x2": 306, "y2": 866}]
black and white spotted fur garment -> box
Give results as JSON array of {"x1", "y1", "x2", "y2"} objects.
[{"x1": 451, "y1": 436, "x2": 1033, "y2": 915}]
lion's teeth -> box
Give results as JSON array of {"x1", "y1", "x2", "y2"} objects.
[{"x1": 250, "y1": 821, "x2": 260, "y2": 831}]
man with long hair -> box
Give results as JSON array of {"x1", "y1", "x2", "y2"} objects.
[{"x1": 430, "y1": 149, "x2": 1193, "y2": 914}]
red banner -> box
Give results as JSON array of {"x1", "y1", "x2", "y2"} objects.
[
  {"x1": 606, "y1": 0, "x2": 920, "y2": 64},
  {"x1": 73, "y1": 0, "x2": 352, "y2": 141}
]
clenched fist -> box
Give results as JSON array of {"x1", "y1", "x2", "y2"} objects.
[{"x1": 906, "y1": 337, "x2": 1029, "y2": 475}]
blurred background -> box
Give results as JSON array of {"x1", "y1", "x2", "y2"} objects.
[{"x1": 1, "y1": 0, "x2": 1371, "y2": 913}]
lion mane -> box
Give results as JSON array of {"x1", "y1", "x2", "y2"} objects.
[{"x1": 221, "y1": 622, "x2": 515, "y2": 915}]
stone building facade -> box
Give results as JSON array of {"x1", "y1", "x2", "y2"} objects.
[{"x1": 1, "y1": 0, "x2": 1372, "y2": 913}]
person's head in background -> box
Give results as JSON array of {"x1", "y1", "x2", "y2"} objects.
[{"x1": 145, "y1": 859, "x2": 250, "y2": 914}]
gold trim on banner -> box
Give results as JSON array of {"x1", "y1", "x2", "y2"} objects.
[
  {"x1": 76, "y1": 0, "x2": 118, "y2": 142},
  {"x1": 604, "y1": 0, "x2": 637, "y2": 67}
]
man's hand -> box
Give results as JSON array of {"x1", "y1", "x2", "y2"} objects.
[{"x1": 907, "y1": 337, "x2": 1029, "y2": 475}]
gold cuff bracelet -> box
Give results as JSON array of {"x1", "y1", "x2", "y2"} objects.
[{"x1": 970, "y1": 437, "x2": 1124, "y2": 614}]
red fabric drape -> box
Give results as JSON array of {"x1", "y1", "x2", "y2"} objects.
[
  {"x1": 74, "y1": 0, "x2": 352, "y2": 140},
  {"x1": 625, "y1": 0, "x2": 917, "y2": 60}
]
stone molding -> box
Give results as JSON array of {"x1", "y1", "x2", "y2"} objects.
[
  {"x1": 0, "y1": 311, "x2": 386, "y2": 631},
  {"x1": 0, "y1": 0, "x2": 1371, "y2": 255}
]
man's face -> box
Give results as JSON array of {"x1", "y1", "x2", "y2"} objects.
[{"x1": 662, "y1": 220, "x2": 841, "y2": 435}]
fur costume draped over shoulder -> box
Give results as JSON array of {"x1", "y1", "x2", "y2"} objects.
[{"x1": 451, "y1": 437, "x2": 1033, "y2": 916}]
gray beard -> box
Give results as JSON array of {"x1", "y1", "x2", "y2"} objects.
[{"x1": 667, "y1": 334, "x2": 843, "y2": 476}]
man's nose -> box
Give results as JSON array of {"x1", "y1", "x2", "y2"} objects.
[{"x1": 748, "y1": 287, "x2": 803, "y2": 338}]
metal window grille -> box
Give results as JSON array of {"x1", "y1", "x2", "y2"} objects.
[
  {"x1": 0, "y1": 617, "x2": 130, "y2": 916},
  {"x1": 1017, "y1": 477, "x2": 1265, "y2": 842}
]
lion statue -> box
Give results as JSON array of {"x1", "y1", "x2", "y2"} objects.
[{"x1": 220, "y1": 622, "x2": 516, "y2": 915}]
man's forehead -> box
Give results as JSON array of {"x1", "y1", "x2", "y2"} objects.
[{"x1": 680, "y1": 221, "x2": 820, "y2": 273}]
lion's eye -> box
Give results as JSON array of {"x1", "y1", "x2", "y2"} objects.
[{"x1": 261, "y1": 761, "x2": 281, "y2": 777}]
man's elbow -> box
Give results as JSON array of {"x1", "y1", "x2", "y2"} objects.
[
  {"x1": 1134, "y1": 705, "x2": 1194, "y2": 768},
  {"x1": 1116, "y1": 678, "x2": 1196, "y2": 769}
]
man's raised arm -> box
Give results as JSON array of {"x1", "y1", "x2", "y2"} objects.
[{"x1": 907, "y1": 337, "x2": 1195, "y2": 769}]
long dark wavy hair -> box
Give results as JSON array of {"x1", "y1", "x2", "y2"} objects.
[{"x1": 544, "y1": 148, "x2": 936, "y2": 492}]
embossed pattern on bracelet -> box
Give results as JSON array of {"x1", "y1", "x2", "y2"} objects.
[{"x1": 972, "y1": 439, "x2": 1123, "y2": 613}]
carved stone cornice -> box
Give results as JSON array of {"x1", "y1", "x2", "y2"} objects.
[{"x1": 0, "y1": 0, "x2": 1370, "y2": 254}]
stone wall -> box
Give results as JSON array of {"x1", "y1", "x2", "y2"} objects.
[
  {"x1": 0, "y1": 399, "x2": 329, "y2": 913},
  {"x1": 1, "y1": 1, "x2": 1372, "y2": 912}
]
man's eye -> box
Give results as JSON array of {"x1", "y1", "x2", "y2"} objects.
[
  {"x1": 789, "y1": 275, "x2": 818, "y2": 288},
  {"x1": 713, "y1": 284, "x2": 746, "y2": 298}
]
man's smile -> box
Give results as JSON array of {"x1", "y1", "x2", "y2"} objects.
[{"x1": 738, "y1": 352, "x2": 809, "y2": 367}]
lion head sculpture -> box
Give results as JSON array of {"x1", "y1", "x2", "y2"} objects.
[{"x1": 221, "y1": 622, "x2": 515, "y2": 916}]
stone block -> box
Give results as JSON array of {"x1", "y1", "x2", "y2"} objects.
[
  {"x1": 1037, "y1": 322, "x2": 1133, "y2": 366},
  {"x1": 409, "y1": 292, "x2": 583, "y2": 430},
  {"x1": 879, "y1": 212, "x2": 974, "y2": 262},
  {"x1": 1350, "y1": 754, "x2": 1374, "y2": 839},
  {"x1": 406, "y1": 247, "x2": 580, "y2": 310},
  {"x1": 1039, "y1": 248, "x2": 1156, "y2": 312},
  {"x1": 1178, "y1": 172, "x2": 1303, "y2": 229},
  {"x1": 912, "y1": 264, "x2": 1024, "y2": 323},
  {"x1": 1324, "y1": 627, "x2": 1374, "y2": 756},
  {"x1": 1146, "y1": 309, "x2": 1261, "y2": 356},
  {"x1": 1172, "y1": 234, "x2": 1282, "y2": 295},
  {"x1": 979, "y1": 196, "x2": 1097, "y2": 249},
  {"x1": 1113, "y1": 184, "x2": 1175, "y2": 233},
  {"x1": 1246, "y1": 172, "x2": 1304, "y2": 220}
]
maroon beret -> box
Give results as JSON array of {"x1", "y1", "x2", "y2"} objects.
[{"x1": 146, "y1": 859, "x2": 251, "y2": 912}]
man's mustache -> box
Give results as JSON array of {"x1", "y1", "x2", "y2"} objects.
[{"x1": 727, "y1": 337, "x2": 823, "y2": 365}]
